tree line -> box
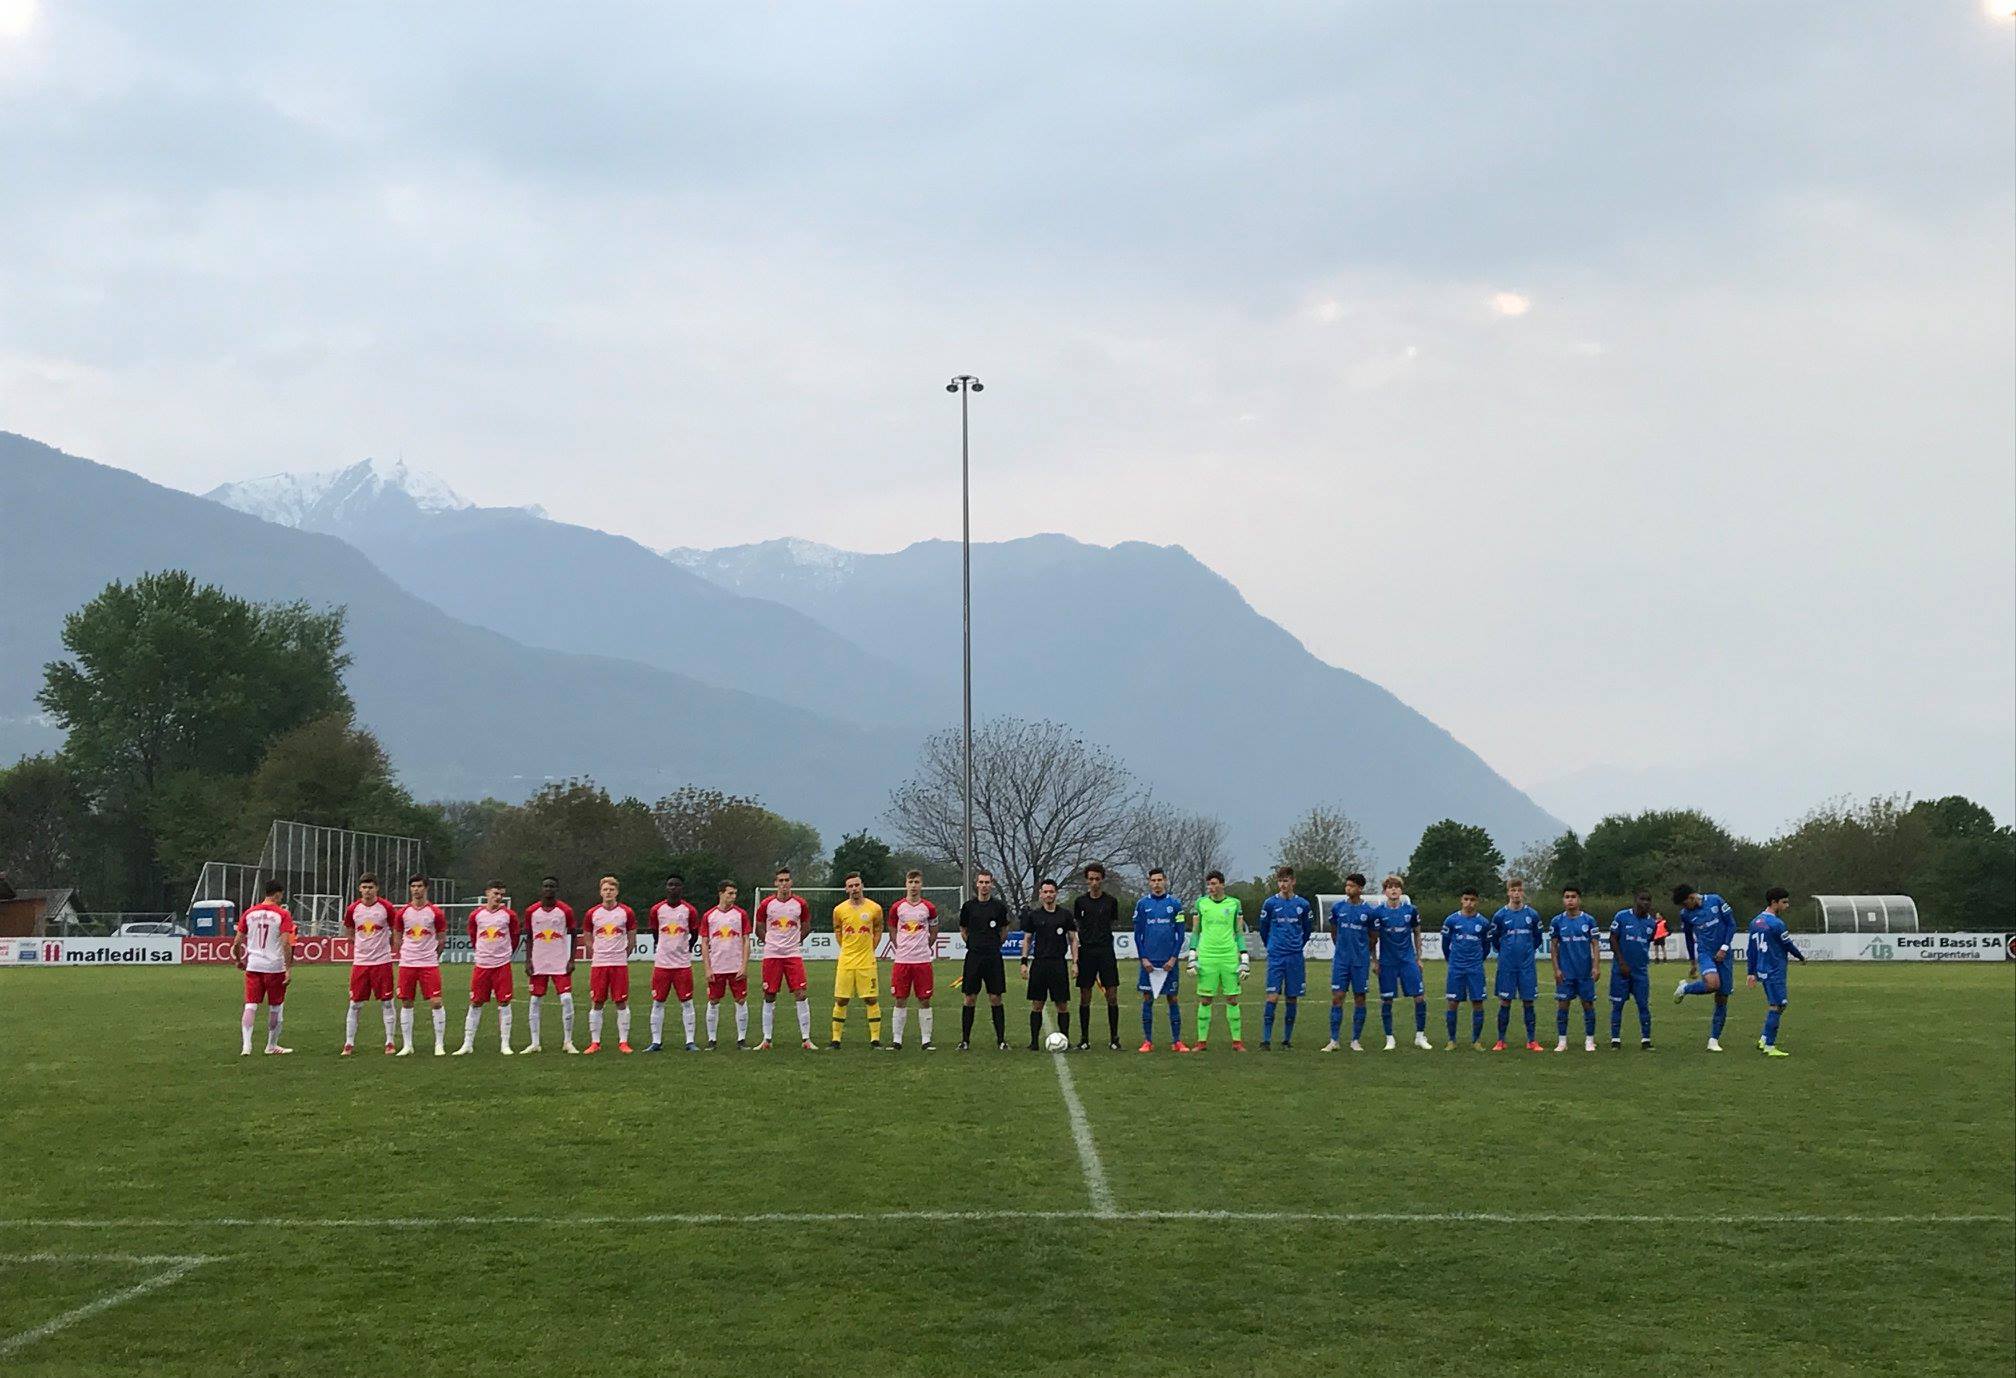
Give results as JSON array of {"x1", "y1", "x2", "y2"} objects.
[{"x1": 2, "y1": 574, "x2": 2008, "y2": 929}]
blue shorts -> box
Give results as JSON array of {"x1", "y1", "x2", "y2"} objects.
[
  {"x1": 1265, "y1": 959, "x2": 1306, "y2": 997},
  {"x1": 1136, "y1": 963, "x2": 1181, "y2": 997},
  {"x1": 1702, "y1": 957, "x2": 1733, "y2": 992},
  {"x1": 1495, "y1": 961, "x2": 1536, "y2": 1001},
  {"x1": 1378, "y1": 957, "x2": 1424, "y2": 1000},
  {"x1": 1762, "y1": 972, "x2": 1788, "y2": 1006},
  {"x1": 1445, "y1": 967, "x2": 1485, "y2": 1001},
  {"x1": 1609, "y1": 968, "x2": 1650, "y2": 1004},
  {"x1": 1556, "y1": 973, "x2": 1597, "y2": 1003},
  {"x1": 1330, "y1": 956, "x2": 1369, "y2": 996}
]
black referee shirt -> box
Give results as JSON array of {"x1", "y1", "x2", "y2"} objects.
[
  {"x1": 1072, "y1": 892, "x2": 1119, "y2": 953},
  {"x1": 960, "y1": 897, "x2": 1011, "y2": 955},
  {"x1": 1021, "y1": 905, "x2": 1076, "y2": 961}
]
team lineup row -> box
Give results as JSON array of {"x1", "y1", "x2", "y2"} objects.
[{"x1": 229, "y1": 861, "x2": 1811, "y2": 1060}]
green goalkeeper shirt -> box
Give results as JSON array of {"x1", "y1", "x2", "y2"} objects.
[{"x1": 1194, "y1": 895, "x2": 1244, "y2": 962}]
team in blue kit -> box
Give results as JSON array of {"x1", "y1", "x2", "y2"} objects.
[
  {"x1": 1372, "y1": 875, "x2": 1433, "y2": 1051},
  {"x1": 1746, "y1": 886, "x2": 1805, "y2": 1056},
  {"x1": 1550, "y1": 886, "x2": 1601, "y2": 1052},
  {"x1": 1324, "y1": 873, "x2": 1376, "y2": 1051},
  {"x1": 1672, "y1": 884, "x2": 1739, "y2": 1051},
  {"x1": 1257, "y1": 866, "x2": 1315, "y2": 1048},
  {"x1": 1608, "y1": 890, "x2": 1657, "y2": 1048},
  {"x1": 1490, "y1": 879, "x2": 1546, "y2": 1050},
  {"x1": 1132, "y1": 868, "x2": 1188, "y2": 1051},
  {"x1": 1440, "y1": 887, "x2": 1492, "y2": 1050}
]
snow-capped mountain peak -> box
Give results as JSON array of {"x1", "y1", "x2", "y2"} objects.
[
  {"x1": 663, "y1": 537, "x2": 861, "y2": 593},
  {"x1": 205, "y1": 457, "x2": 472, "y2": 529}
]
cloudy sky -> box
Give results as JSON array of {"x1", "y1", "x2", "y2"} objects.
[{"x1": 3, "y1": 1, "x2": 2012, "y2": 834}]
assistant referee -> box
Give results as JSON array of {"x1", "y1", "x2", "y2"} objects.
[
  {"x1": 1072, "y1": 862, "x2": 1122, "y2": 1051},
  {"x1": 1019, "y1": 879, "x2": 1079, "y2": 1051},
  {"x1": 958, "y1": 869, "x2": 1011, "y2": 1050}
]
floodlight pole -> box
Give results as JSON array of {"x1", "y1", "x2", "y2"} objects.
[{"x1": 946, "y1": 374, "x2": 983, "y2": 903}]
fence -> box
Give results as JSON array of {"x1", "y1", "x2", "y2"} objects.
[{"x1": 189, "y1": 820, "x2": 465, "y2": 923}]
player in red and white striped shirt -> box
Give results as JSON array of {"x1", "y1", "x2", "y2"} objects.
[
  {"x1": 233, "y1": 879, "x2": 296, "y2": 1056},
  {"x1": 455, "y1": 881, "x2": 521, "y2": 1056},
  {"x1": 341, "y1": 873, "x2": 399, "y2": 1055},
  {"x1": 583, "y1": 875, "x2": 637, "y2": 1054},
  {"x1": 754, "y1": 867, "x2": 817, "y2": 1050},
  {"x1": 887, "y1": 870, "x2": 940, "y2": 1051}
]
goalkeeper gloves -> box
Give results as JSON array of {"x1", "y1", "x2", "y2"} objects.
[
  {"x1": 1238, "y1": 953, "x2": 1251, "y2": 978},
  {"x1": 1186, "y1": 950, "x2": 1199, "y2": 974}
]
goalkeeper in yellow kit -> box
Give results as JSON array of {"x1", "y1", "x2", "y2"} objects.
[{"x1": 831, "y1": 873, "x2": 884, "y2": 1048}]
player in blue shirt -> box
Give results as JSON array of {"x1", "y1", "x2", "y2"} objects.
[
  {"x1": 1490, "y1": 878, "x2": 1546, "y2": 1051},
  {"x1": 1371, "y1": 875, "x2": 1431, "y2": 1051},
  {"x1": 1323, "y1": 872, "x2": 1376, "y2": 1052},
  {"x1": 1132, "y1": 868, "x2": 1189, "y2": 1052},
  {"x1": 1671, "y1": 883, "x2": 1738, "y2": 1051},
  {"x1": 1257, "y1": 866, "x2": 1315, "y2": 1049},
  {"x1": 1746, "y1": 886, "x2": 1805, "y2": 1057},
  {"x1": 1440, "y1": 886, "x2": 1492, "y2": 1051},
  {"x1": 1550, "y1": 886, "x2": 1601, "y2": 1052},
  {"x1": 1607, "y1": 888, "x2": 1657, "y2": 1050}
]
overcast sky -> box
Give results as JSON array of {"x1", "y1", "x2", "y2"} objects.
[{"x1": 3, "y1": 1, "x2": 2012, "y2": 834}]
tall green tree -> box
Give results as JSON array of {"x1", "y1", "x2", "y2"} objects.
[
  {"x1": 470, "y1": 778, "x2": 666, "y2": 908},
  {"x1": 1543, "y1": 829, "x2": 1585, "y2": 892},
  {"x1": 1405, "y1": 820, "x2": 1506, "y2": 896},
  {"x1": 1580, "y1": 809, "x2": 1748, "y2": 895},
  {"x1": 829, "y1": 830, "x2": 897, "y2": 888},
  {"x1": 0, "y1": 755, "x2": 94, "y2": 888},
  {"x1": 650, "y1": 786, "x2": 822, "y2": 887}
]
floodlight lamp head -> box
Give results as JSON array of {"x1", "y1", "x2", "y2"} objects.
[{"x1": 969, "y1": 381, "x2": 983, "y2": 392}]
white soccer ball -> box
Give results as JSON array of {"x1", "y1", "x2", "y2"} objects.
[{"x1": 1044, "y1": 1030, "x2": 1070, "y2": 1053}]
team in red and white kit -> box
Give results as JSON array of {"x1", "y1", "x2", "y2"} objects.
[
  {"x1": 456, "y1": 882, "x2": 520, "y2": 1056},
  {"x1": 753, "y1": 867, "x2": 817, "y2": 1051},
  {"x1": 887, "y1": 871, "x2": 940, "y2": 1050},
  {"x1": 701, "y1": 880, "x2": 752, "y2": 1049},
  {"x1": 235, "y1": 879, "x2": 297, "y2": 1055},
  {"x1": 584, "y1": 875, "x2": 637, "y2": 1054},
  {"x1": 341, "y1": 873, "x2": 398, "y2": 1055},
  {"x1": 396, "y1": 876, "x2": 450, "y2": 1056},
  {"x1": 522, "y1": 876, "x2": 579, "y2": 1054},
  {"x1": 648, "y1": 876, "x2": 702, "y2": 1052}
]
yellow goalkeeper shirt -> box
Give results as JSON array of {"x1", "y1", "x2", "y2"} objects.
[{"x1": 833, "y1": 898, "x2": 883, "y2": 967}]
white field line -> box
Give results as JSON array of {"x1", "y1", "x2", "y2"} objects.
[
  {"x1": 0, "y1": 1253, "x2": 220, "y2": 1359},
  {"x1": 1049, "y1": 1050, "x2": 1117, "y2": 1217},
  {"x1": 0, "y1": 1211, "x2": 2005, "y2": 1231}
]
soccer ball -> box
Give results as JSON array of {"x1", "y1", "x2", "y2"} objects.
[{"x1": 1044, "y1": 1031, "x2": 1070, "y2": 1053}]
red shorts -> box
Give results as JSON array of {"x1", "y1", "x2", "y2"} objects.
[
  {"x1": 469, "y1": 964, "x2": 514, "y2": 1006},
  {"x1": 397, "y1": 965, "x2": 443, "y2": 1002},
  {"x1": 891, "y1": 961, "x2": 934, "y2": 1001},
  {"x1": 706, "y1": 971, "x2": 749, "y2": 1002},
  {"x1": 651, "y1": 967, "x2": 694, "y2": 1003},
  {"x1": 348, "y1": 962, "x2": 394, "y2": 1002},
  {"x1": 528, "y1": 972, "x2": 572, "y2": 996},
  {"x1": 761, "y1": 955, "x2": 807, "y2": 996},
  {"x1": 590, "y1": 965, "x2": 630, "y2": 1003},
  {"x1": 242, "y1": 969, "x2": 288, "y2": 1005}
]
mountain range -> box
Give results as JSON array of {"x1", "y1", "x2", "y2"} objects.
[{"x1": 3, "y1": 435, "x2": 1562, "y2": 870}]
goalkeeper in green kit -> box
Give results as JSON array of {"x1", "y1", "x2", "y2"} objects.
[{"x1": 1189, "y1": 870, "x2": 1250, "y2": 1051}]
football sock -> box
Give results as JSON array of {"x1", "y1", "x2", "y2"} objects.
[
  {"x1": 990, "y1": 1005, "x2": 1005, "y2": 1042},
  {"x1": 1497, "y1": 1004, "x2": 1511, "y2": 1040},
  {"x1": 892, "y1": 1007, "x2": 908, "y2": 1043},
  {"x1": 1380, "y1": 999, "x2": 1394, "y2": 1036},
  {"x1": 380, "y1": 1003, "x2": 396, "y2": 1042},
  {"x1": 1763, "y1": 1007, "x2": 1782, "y2": 1046},
  {"x1": 1582, "y1": 1003, "x2": 1596, "y2": 1036},
  {"x1": 1522, "y1": 1002, "x2": 1536, "y2": 1041},
  {"x1": 1225, "y1": 1003, "x2": 1242, "y2": 1039},
  {"x1": 1029, "y1": 1011, "x2": 1043, "y2": 1046},
  {"x1": 431, "y1": 1007, "x2": 446, "y2": 1050},
  {"x1": 589, "y1": 1008, "x2": 604, "y2": 1044},
  {"x1": 527, "y1": 997, "x2": 542, "y2": 1043},
  {"x1": 559, "y1": 993, "x2": 574, "y2": 1044},
  {"x1": 616, "y1": 1007, "x2": 630, "y2": 1044},
  {"x1": 1167, "y1": 1002, "x2": 1181, "y2": 1042},
  {"x1": 680, "y1": 1000, "x2": 695, "y2": 1044},
  {"x1": 1058, "y1": 1009, "x2": 1071, "y2": 1042},
  {"x1": 706, "y1": 1002, "x2": 720, "y2": 1042},
  {"x1": 961, "y1": 1005, "x2": 975, "y2": 1041},
  {"x1": 345, "y1": 1001, "x2": 361, "y2": 1045},
  {"x1": 1471, "y1": 1006, "x2": 1485, "y2": 1041},
  {"x1": 266, "y1": 1006, "x2": 283, "y2": 1050},
  {"x1": 241, "y1": 1003, "x2": 256, "y2": 1055},
  {"x1": 463, "y1": 1007, "x2": 481, "y2": 1046},
  {"x1": 1080, "y1": 1000, "x2": 1092, "y2": 1040},
  {"x1": 734, "y1": 1003, "x2": 748, "y2": 1041},
  {"x1": 1637, "y1": 998, "x2": 1651, "y2": 1039},
  {"x1": 1197, "y1": 1003, "x2": 1214, "y2": 1043},
  {"x1": 399, "y1": 1006, "x2": 414, "y2": 1048},
  {"x1": 831, "y1": 1003, "x2": 846, "y2": 1045},
  {"x1": 1414, "y1": 1001, "x2": 1427, "y2": 1033},
  {"x1": 1681, "y1": 978, "x2": 1709, "y2": 997},
  {"x1": 1611, "y1": 1001, "x2": 1624, "y2": 1040},
  {"x1": 1109, "y1": 1003, "x2": 1121, "y2": 1044},
  {"x1": 1353, "y1": 1003, "x2": 1367, "y2": 1040},
  {"x1": 498, "y1": 1006, "x2": 512, "y2": 1048},
  {"x1": 651, "y1": 1001, "x2": 666, "y2": 1045},
  {"x1": 1282, "y1": 1001, "x2": 1295, "y2": 1042},
  {"x1": 761, "y1": 1003, "x2": 775, "y2": 1042},
  {"x1": 1445, "y1": 1006, "x2": 1458, "y2": 1041},
  {"x1": 1710, "y1": 1000, "x2": 1728, "y2": 1039},
  {"x1": 1262, "y1": 1001, "x2": 1277, "y2": 1043},
  {"x1": 1141, "y1": 998, "x2": 1154, "y2": 1041},
  {"x1": 1556, "y1": 1004, "x2": 1570, "y2": 1037},
  {"x1": 865, "y1": 999, "x2": 880, "y2": 1043},
  {"x1": 919, "y1": 1010, "x2": 933, "y2": 1042},
  {"x1": 795, "y1": 998, "x2": 811, "y2": 1041},
  {"x1": 1330, "y1": 1004, "x2": 1343, "y2": 1041}
]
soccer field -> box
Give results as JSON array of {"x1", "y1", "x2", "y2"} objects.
[{"x1": 2, "y1": 963, "x2": 2011, "y2": 1376}]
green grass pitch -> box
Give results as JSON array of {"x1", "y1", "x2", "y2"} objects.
[{"x1": 2, "y1": 962, "x2": 2011, "y2": 1375}]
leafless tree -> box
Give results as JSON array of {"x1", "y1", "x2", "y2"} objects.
[
  {"x1": 1274, "y1": 803, "x2": 1373, "y2": 878},
  {"x1": 884, "y1": 716, "x2": 1144, "y2": 912},
  {"x1": 1123, "y1": 803, "x2": 1232, "y2": 905},
  {"x1": 1503, "y1": 837, "x2": 1557, "y2": 890}
]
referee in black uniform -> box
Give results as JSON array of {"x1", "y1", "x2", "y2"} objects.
[
  {"x1": 958, "y1": 869, "x2": 1012, "y2": 1050},
  {"x1": 1072, "y1": 863, "x2": 1122, "y2": 1051},
  {"x1": 1019, "y1": 879, "x2": 1079, "y2": 1050}
]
